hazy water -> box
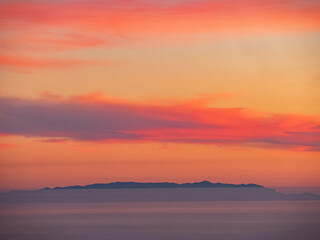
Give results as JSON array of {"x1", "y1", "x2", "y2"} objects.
[{"x1": 0, "y1": 200, "x2": 319, "y2": 240}]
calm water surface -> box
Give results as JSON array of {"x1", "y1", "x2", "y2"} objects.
[{"x1": 0, "y1": 200, "x2": 319, "y2": 240}]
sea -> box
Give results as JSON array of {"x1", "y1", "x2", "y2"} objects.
[
  {"x1": 0, "y1": 190, "x2": 319, "y2": 240},
  {"x1": 0, "y1": 189, "x2": 320, "y2": 240}
]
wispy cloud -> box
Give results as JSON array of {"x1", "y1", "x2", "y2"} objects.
[
  {"x1": 0, "y1": 32, "x2": 108, "y2": 52},
  {"x1": 1, "y1": 0, "x2": 319, "y2": 70},
  {"x1": 36, "y1": 138, "x2": 68, "y2": 143},
  {"x1": 0, "y1": 54, "x2": 106, "y2": 71},
  {"x1": 1, "y1": 93, "x2": 319, "y2": 150}
]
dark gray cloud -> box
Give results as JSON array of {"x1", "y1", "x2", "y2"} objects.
[{"x1": 0, "y1": 97, "x2": 217, "y2": 141}]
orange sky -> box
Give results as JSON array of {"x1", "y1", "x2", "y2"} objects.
[{"x1": 0, "y1": 0, "x2": 319, "y2": 190}]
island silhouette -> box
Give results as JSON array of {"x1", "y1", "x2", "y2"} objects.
[
  {"x1": 1, "y1": 181, "x2": 318, "y2": 203},
  {"x1": 41, "y1": 180, "x2": 264, "y2": 190}
]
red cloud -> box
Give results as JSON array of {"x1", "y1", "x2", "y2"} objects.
[
  {"x1": 0, "y1": 143, "x2": 18, "y2": 149},
  {"x1": 1, "y1": 0, "x2": 319, "y2": 35},
  {"x1": 0, "y1": 93, "x2": 319, "y2": 151}
]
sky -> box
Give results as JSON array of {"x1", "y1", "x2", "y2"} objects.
[{"x1": 0, "y1": 0, "x2": 319, "y2": 191}]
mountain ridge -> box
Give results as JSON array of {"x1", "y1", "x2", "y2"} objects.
[
  {"x1": 1, "y1": 181, "x2": 319, "y2": 202},
  {"x1": 41, "y1": 180, "x2": 267, "y2": 191}
]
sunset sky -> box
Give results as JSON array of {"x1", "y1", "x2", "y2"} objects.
[{"x1": 0, "y1": 0, "x2": 319, "y2": 191}]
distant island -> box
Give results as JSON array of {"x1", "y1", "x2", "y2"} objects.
[
  {"x1": 41, "y1": 180, "x2": 265, "y2": 190},
  {"x1": 1, "y1": 181, "x2": 318, "y2": 203}
]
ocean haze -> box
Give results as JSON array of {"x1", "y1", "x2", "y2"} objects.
[{"x1": 273, "y1": 186, "x2": 320, "y2": 195}]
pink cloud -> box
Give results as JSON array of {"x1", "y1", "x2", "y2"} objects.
[{"x1": 0, "y1": 32, "x2": 109, "y2": 52}]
